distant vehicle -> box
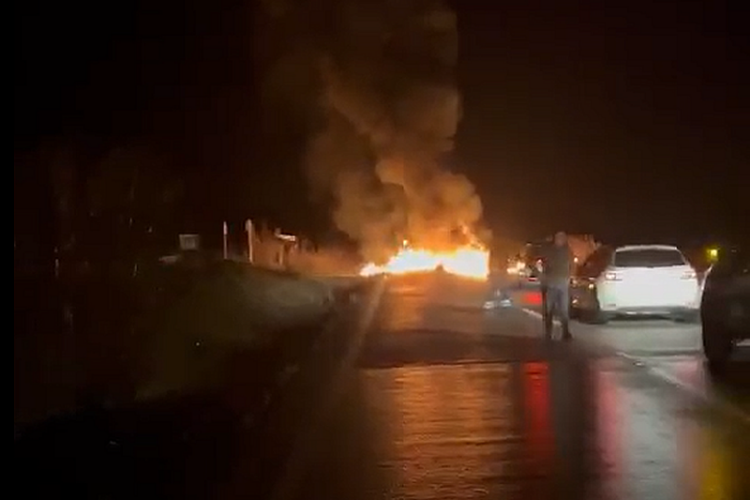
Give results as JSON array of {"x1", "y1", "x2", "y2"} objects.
[
  {"x1": 700, "y1": 247, "x2": 749, "y2": 371},
  {"x1": 570, "y1": 244, "x2": 700, "y2": 323},
  {"x1": 513, "y1": 242, "x2": 547, "y2": 287}
]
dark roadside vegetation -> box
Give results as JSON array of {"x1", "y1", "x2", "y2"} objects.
[{"x1": 14, "y1": 252, "x2": 370, "y2": 499}]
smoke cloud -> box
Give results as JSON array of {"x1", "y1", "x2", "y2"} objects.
[{"x1": 262, "y1": 0, "x2": 486, "y2": 262}]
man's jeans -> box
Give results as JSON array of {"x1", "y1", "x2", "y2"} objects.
[{"x1": 543, "y1": 283, "x2": 570, "y2": 338}]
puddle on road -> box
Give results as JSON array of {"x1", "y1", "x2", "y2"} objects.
[{"x1": 295, "y1": 355, "x2": 750, "y2": 500}]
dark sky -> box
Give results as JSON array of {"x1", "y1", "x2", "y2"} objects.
[
  {"x1": 15, "y1": 0, "x2": 749, "y2": 245},
  {"x1": 455, "y1": 1, "x2": 748, "y2": 244}
]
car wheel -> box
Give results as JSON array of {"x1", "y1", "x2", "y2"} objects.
[
  {"x1": 569, "y1": 303, "x2": 580, "y2": 319},
  {"x1": 702, "y1": 321, "x2": 733, "y2": 373},
  {"x1": 580, "y1": 307, "x2": 609, "y2": 324},
  {"x1": 674, "y1": 311, "x2": 700, "y2": 323}
]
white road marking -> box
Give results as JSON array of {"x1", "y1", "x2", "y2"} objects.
[
  {"x1": 521, "y1": 307, "x2": 750, "y2": 425},
  {"x1": 616, "y1": 351, "x2": 750, "y2": 425}
]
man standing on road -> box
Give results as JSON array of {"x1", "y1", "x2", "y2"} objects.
[{"x1": 541, "y1": 231, "x2": 573, "y2": 340}]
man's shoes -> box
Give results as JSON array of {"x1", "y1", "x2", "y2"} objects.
[{"x1": 562, "y1": 331, "x2": 573, "y2": 341}]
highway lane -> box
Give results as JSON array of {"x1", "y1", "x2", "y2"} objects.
[
  {"x1": 270, "y1": 273, "x2": 750, "y2": 500},
  {"x1": 515, "y1": 286, "x2": 750, "y2": 419}
]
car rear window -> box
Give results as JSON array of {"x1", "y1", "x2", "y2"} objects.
[
  {"x1": 613, "y1": 248, "x2": 685, "y2": 268},
  {"x1": 523, "y1": 244, "x2": 546, "y2": 264},
  {"x1": 579, "y1": 246, "x2": 613, "y2": 276}
]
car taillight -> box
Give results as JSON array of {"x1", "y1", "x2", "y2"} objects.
[
  {"x1": 604, "y1": 271, "x2": 621, "y2": 282},
  {"x1": 681, "y1": 269, "x2": 697, "y2": 280}
]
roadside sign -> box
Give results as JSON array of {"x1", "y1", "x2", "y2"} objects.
[{"x1": 179, "y1": 234, "x2": 200, "y2": 251}]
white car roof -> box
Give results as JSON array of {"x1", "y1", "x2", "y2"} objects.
[{"x1": 615, "y1": 244, "x2": 681, "y2": 252}]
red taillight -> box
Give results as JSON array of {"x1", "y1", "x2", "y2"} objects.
[
  {"x1": 604, "y1": 271, "x2": 621, "y2": 282},
  {"x1": 523, "y1": 291, "x2": 543, "y2": 305}
]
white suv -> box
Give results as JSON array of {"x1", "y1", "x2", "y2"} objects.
[{"x1": 571, "y1": 244, "x2": 700, "y2": 323}]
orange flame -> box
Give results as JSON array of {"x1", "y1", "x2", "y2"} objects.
[{"x1": 360, "y1": 240, "x2": 489, "y2": 280}]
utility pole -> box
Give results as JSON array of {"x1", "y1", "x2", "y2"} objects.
[
  {"x1": 245, "y1": 219, "x2": 254, "y2": 264},
  {"x1": 222, "y1": 221, "x2": 228, "y2": 260}
]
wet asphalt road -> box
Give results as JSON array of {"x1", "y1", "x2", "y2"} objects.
[{"x1": 272, "y1": 273, "x2": 750, "y2": 500}]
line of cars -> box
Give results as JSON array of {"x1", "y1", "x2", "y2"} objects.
[
  {"x1": 507, "y1": 241, "x2": 546, "y2": 285},
  {"x1": 568, "y1": 243, "x2": 748, "y2": 371},
  {"x1": 510, "y1": 242, "x2": 748, "y2": 371}
]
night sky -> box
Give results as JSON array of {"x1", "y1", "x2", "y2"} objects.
[
  {"x1": 456, "y1": 1, "x2": 748, "y2": 244},
  {"x1": 15, "y1": 0, "x2": 749, "y2": 247}
]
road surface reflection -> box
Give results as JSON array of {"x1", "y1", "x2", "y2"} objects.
[{"x1": 287, "y1": 275, "x2": 749, "y2": 500}]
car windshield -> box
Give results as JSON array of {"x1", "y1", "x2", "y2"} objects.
[{"x1": 613, "y1": 248, "x2": 684, "y2": 268}]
